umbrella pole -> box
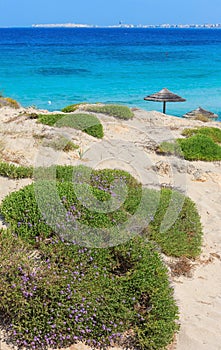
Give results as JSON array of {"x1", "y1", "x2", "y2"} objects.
[{"x1": 163, "y1": 101, "x2": 166, "y2": 114}]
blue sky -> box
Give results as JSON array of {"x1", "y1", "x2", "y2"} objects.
[{"x1": 0, "y1": 0, "x2": 221, "y2": 27}]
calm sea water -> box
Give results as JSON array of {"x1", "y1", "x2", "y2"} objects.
[{"x1": 0, "y1": 27, "x2": 221, "y2": 118}]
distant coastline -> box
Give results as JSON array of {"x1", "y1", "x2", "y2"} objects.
[{"x1": 31, "y1": 22, "x2": 221, "y2": 29}]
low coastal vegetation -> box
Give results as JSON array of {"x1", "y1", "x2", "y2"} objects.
[
  {"x1": 83, "y1": 104, "x2": 134, "y2": 120},
  {"x1": 146, "y1": 188, "x2": 202, "y2": 257},
  {"x1": 0, "y1": 165, "x2": 203, "y2": 349},
  {"x1": 37, "y1": 113, "x2": 104, "y2": 139},
  {"x1": 181, "y1": 126, "x2": 221, "y2": 143},
  {"x1": 0, "y1": 231, "x2": 178, "y2": 350},
  {"x1": 158, "y1": 127, "x2": 221, "y2": 161},
  {"x1": 61, "y1": 102, "x2": 88, "y2": 113},
  {"x1": 178, "y1": 134, "x2": 221, "y2": 161},
  {"x1": 40, "y1": 135, "x2": 79, "y2": 152},
  {"x1": 61, "y1": 103, "x2": 134, "y2": 120},
  {"x1": 0, "y1": 162, "x2": 33, "y2": 179},
  {"x1": 0, "y1": 99, "x2": 204, "y2": 348},
  {"x1": 156, "y1": 141, "x2": 182, "y2": 157},
  {"x1": 0, "y1": 95, "x2": 20, "y2": 109}
]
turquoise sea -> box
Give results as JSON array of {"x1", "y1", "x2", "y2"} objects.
[{"x1": 0, "y1": 27, "x2": 221, "y2": 118}]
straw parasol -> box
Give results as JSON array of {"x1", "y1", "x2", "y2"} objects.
[
  {"x1": 144, "y1": 88, "x2": 186, "y2": 114},
  {"x1": 183, "y1": 106, "x2": 218, "y2": 120}
]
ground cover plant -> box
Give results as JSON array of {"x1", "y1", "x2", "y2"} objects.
[
  {"x1": 0, "y1": 231, "x2": 178, "y2": 350},
  {"x1": 147, "y1": 188, "x2": 202, "y2": 257},
  {"x1": 61, "y1": 102, "x2": 87, "y2": 113},
  {"x1": 1, "y1": 166, "x2": 142, "y2": 245},
  {"x1": 1, "y1": 165, "x2": 202, "y2": 255},
  {"x1": 41, "y1": 136, "x2": 79, "y2": 152},
  {"x1": 181, "y1": 126, "x2": 221, "y2": 143},
  {"x1": 37, "y1": 113, "x2": 104, "y2": 139},
  {"x1": 158, "y1": 126, "x2": 221, "y2": 161},
  {"x1": 156, "y1": 141, "x2": 182, "y2": 156},
  {"x1": 177, "y1": 134, "x2": 221, "y2": 161},
  {"x1": 0, "y1": 162, "x2": 33, "y2": 179},
  {"x1": 0, "y1": 166, "x2": 203, "y2": 349},
  {"x1": 84, "y1": 104, "x2": 134, "y2": 120}
]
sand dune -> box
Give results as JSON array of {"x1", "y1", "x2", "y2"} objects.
[{"x1": 0, "y1": 106, "x2": 221, "y2": 349}]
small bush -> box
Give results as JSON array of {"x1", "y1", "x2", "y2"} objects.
[
  {"x1": 37, "y1": 113, "x2": 63, "y2": 126},
  {"x1": 0, "y1": 167, "x2": 204, "y2": 348},
  {"x1": 61, "y1": 102, "x2": 87, "y2": 113},
  {"x1": 85, "y1": 104, "x2": 134, "y2": 120},
  {"x1": 0, "y1": 230, "x2": 178, "y2": 350},
  {"x1": 178, "y1": 134, "x2": 221, "y2": 161},
  {"x1": 42, "y1": 136, "x2": 79, "y2": 152},
  {"x1": 156, "y1": 141, "x2": 183, "y2": 156},
  {"x1": 181, "y1": 127, "x2": 221, "y2": 143},
  {"x1": 147, "y1": 188, "x2": 203, "y2": 257},
  {"x1": 0, "y1": 162, "x2": 33, "y2": 179},
  {"x1": 1, "y1": 166, "x2": 202, "y2": 257},
  {"x1": 37, "y1": 113, "x2": 104, "y2": 139},
  {"x1": 1, "y1": 167, "x2": 142, "y2": 243}
]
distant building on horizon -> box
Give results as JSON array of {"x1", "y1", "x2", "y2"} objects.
[{"x1": 31, "y1": 22, "x2": 221, "y2": 29}]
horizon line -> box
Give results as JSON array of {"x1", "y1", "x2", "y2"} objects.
[{"x1": 1, "y1": 22, "x2": 221, "y2": 29}]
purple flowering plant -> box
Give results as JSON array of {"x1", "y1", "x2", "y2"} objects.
[{"x1": 0, "y1": 166, "x2": 202, "y2": 348}]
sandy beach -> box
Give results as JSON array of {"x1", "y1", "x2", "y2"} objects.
[{"x1": 0, "y1": 105, "x2": 221, "y2": 350}]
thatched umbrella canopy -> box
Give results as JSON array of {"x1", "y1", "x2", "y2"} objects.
[
  {"x1": 144, "y1": 88, "x2": 186, "y2": 114},
  {"x1": 183, "y1": 106, "x2": 218, "y2": 120}
]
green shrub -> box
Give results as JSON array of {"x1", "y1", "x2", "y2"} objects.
[
  {"x1": 56, "y1": 113, "x2": 104, "y2": 139},
  {"x1": 37, "y1": 113, "x2": 63, "y2": 126},
  {"x1": 85, "y1": 104, "x2": 134, "y2": 120},
  {"x1": 181, "y1": 127, "x2": 221, "y2": 143},
  {"x1": 61, "y1": 102, "x2": 87, "y2": 113},
  {"x1": 156, "y1": 141, "x2": 183, "y2": 156},
  {"x1": 147, "y1": 188, "x2": 203, "y2": 257},
  {"x1": 0, "y1": 164, "x2": 203, "y2": 257},
  {"x1": 1, "y1": 167, "x2": 142, "y2": 243},
  {"x1": 177, "y1": 134, "x2": 221, "y2": 161},
  {"x1": 0, "y1": 162, "x2": 33, "y2": 179},
  {"x1": 56, "y1": 164, "x2": 92, "y2": 182},
  {"x1": 0, "y1": 167, "x2": 204, "y2": 348},
  {"x1": 0, "y1": 230, "x2": 178, "y2": 349},
  {"x1": 158, "y1": 127, "x2": 221, "y2": 161},
  {"x1": 37, "y1": 113, "x2": 104, "y2": 139}
]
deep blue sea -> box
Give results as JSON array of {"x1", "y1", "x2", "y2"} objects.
[{"x1": 0, "y1": 27, "x2": 221, "y2": 118}]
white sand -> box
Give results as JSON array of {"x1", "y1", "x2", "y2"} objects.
[{"x1": 0, "y1": 105, "x2": 221, "y2": 349}]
